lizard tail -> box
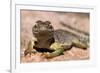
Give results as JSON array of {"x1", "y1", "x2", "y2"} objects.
[{"x1": 60, "y1": 21, "x2": 89, "y2": 36}]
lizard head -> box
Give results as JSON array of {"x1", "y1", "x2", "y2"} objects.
[{"x1": 32, "y1": 20, "x2": 54, "y2": 37}]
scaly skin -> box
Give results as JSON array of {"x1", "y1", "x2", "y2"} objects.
[
  {"x1": 24, "y1": 39, "x2": 37, "y2": 56},
  {"x1": 44, "y1": 36, "x2": 88, "y2": 58},
  {"x1": 24, "y1": 20, "x2": 89, "y2": 57}
]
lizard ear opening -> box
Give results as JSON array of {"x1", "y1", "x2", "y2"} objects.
[
  {"x1": 36, "y1": 20, "x2": 42, "y2": 24},
  {"x1": 45, "y1": 21, "x2": 51, "y2": 25}
]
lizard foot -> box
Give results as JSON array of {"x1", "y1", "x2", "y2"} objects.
[{"x1": 24, "y1": 49, "x2": 37, "y2": 56}]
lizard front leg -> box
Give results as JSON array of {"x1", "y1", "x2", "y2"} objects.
[
  {"x1": 43, "y1": 42, "x2": 64, "y2": 58},
  {"x1": 24, "y1": 38, "x2": 37, "y2": 56}
]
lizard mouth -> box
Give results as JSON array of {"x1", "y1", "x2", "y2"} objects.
[{"x1": 33, "y1": 46, "x2": 54, "y2": 53}]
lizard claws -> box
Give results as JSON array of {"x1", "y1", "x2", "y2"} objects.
[{"x1": 24, "y1": 49, "x2": 37, "y2": 56}]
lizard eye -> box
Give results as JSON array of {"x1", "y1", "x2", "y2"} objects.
[
  {"x1": 48, "y1": 25, "x2": 53, "y2": 29},
  {"x1": 45, "y1": 21, "x2": 51, "y2": 25},
  {"x1": 36, "y1": 20, "x2": 42, "y2": 24},
  {"x1": 32, "y1": 24, "x2": 38, "y2": 33},
  {"x1": 34, "y1": 25, "x2": 37, "y2": 28},
  {"x1": 33, "y1": 25, "x2": 38, "y2": 30}
]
